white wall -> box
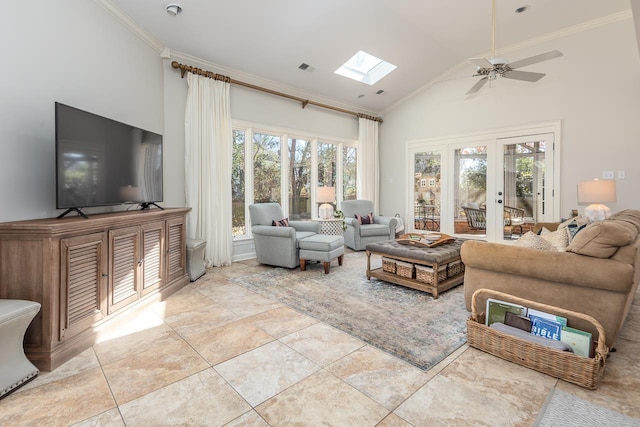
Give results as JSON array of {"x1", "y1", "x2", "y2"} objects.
[
  {"x1": 0, "y1": 0, "x2": 164, "y2": 222},
  {"x1": 379, "y1": 17, "x2": 640, "y2": 222}
]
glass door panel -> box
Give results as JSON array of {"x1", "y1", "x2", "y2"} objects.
[
  {"x1": 497, "y1": 133, "x2": 554, "y2": 240},
  {"x1": 454, "y1": 145, "x2": 488, "y2": 238},
  {"x1": 413, "y1": 151, "x2": 442, "y2": 232}
]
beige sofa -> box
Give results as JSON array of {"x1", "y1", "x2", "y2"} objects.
[{"x1": 461, "y1": 209, "x2": 640, "y2": 348}]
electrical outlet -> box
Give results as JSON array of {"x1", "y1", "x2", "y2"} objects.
[
  {"x1": 602, "y1": 170, "x2": 614, "y2": 180},
  {"x1": 617, "y1": 170, "x2": 626, "y2": 180}
]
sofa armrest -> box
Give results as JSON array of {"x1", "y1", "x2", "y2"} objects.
[{"x1": 460, "y1": 240, "x2": 633, "y2": 293}]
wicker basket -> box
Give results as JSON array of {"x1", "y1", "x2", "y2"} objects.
[
  {"x1": 415, "y1": 264, "x2": 447, "y2": 285},
  {"x1": 447, "y1": 260, "x2": 465, "y2": 277},
  {"x1": 395, "y1": 261, "x2": 414, "y2": 278},
  {"x1": 382, "y1": 257, "x2": 397, "y2": 274},
  {"x1": 467, "y1": 289, "x2": 608, "y2": 390}
]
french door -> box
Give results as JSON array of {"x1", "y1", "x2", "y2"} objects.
[{"x1": 408, "y1": 122, "x2": 560, "y2": 243}]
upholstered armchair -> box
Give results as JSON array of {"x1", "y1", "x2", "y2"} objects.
[
  {"x1": 249, "y1": 203, "x2": 320, "y2": 268},
  {"x1": 340, "y1": 200, "x2": 397, "y2": 251}
]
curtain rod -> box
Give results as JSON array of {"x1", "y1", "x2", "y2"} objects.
[{"x1": 170, "y1": 61, "x2": 383, "y2": 123}]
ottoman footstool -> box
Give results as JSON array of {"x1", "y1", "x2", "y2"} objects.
[
  {"x1": 1, "y1": 299, "x2": 41, "y2": 399},
  {"x1": 299, "y1": 234, "x2": 344, "y2": 274}
]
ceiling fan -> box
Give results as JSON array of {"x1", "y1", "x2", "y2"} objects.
[{"x1": 466, "y1": 0, "x2": 563, "y2": 95}]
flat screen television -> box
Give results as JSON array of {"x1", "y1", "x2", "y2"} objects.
[{"x1": 55, "y1": 102, "x2": 163, "y2": 218}]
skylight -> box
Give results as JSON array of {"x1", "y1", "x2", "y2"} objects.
[{"x1": 334, "y1": 50, "x2": 397, "y2": 86}]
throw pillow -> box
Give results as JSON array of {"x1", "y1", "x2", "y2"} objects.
[
  {"x1": 558, "y1": 217, "x2": 589, "y2": 242},
  {"x1": 566, "y1": 219, "x2": 637, "y2": 258},
  {"x1": 540, "y1": 227, "x2": 569, "y2": 251},
  {"x1": 272, "y1": 218, "x2": 289, "y2": 227},
  {"x1": 355, "y1": 213, "x2": 374, "y2": 225},
  {"x1": 514, "y1": 231, "x2": 555, "y2": 251}
]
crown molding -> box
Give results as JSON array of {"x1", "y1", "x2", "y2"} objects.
[
  {"x1": 92, "y1": 0, "x2": 164, "y2": 53},
  {"x1": 166, "y1": 49, "x2": 381, "y2": 117}
]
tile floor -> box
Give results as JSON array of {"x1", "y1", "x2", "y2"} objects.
[{"x1": 1, "y1": 256, "x2": 640, "y2": 426}]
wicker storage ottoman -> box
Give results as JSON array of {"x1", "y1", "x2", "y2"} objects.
[
  {"x1": 447, "y1": 260, "x2": 464, "y2": 277},
  {"x1": 395, "y1": 261, "x2": 414, "y2": 279},
  {"x1": 382, "y1": 257, "x2": 396, "y2": 274},
  {"x1": 467, "y1": 288, "x2": 607, "y2": 390},
  {"x1": 415, "y1": 264, "x2": 447, "y2": 285}
]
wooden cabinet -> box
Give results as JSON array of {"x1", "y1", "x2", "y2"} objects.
[{"x1": 0, "y1": 208, "x2": 190, "y2": 371}]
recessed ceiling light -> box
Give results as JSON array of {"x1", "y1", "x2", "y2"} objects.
[
  {"x1": 515, "y1": 5, "x2": 530, "y2": 14},
  {"x1": 166, "y1": 4, "x2": 182, "y2": 16},
  {"x1": 335, "y1": 50, "x2": 397, "y2": 86}
]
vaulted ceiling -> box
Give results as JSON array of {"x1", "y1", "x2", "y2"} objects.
[{"x1": 106, "y1": 0, "x2": 632, "y2": 114}]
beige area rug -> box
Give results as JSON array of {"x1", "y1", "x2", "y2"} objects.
[{"x1": 232, "y1": 252, "x2": 468, "y2": 370}]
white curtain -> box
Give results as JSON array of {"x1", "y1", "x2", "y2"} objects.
[
  {"x1": 184, "y1": 73, "x2": 233, "y2": 267},
  {"x1": 357, "y1": 117, "x2": 380, "y2": 213}
]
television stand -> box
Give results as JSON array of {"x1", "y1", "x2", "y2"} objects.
[
  {"x1": 56, "y1": 208, "x2": 89, "y2": 219},
  {"x1": 140, "y1": 202, "x2": 164, "y2": 211}
]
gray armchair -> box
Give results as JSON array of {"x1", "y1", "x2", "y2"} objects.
[
  {"x1": 340, "y1": 200, "x2": 397, "y2": 251},
  {"x1": 249, "y1": 203, "x2": 319, "y2": 268}
]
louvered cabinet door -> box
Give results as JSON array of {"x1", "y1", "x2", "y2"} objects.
[
  {"x1": 59, "y1": 232, "x2": 107, "y2": 341},
  {"x1": 108, "y1": 226, "x2": 141, "y2": 314},
  {"x1": 166, "y1": 217, "x2": 186, "y2": 283},
  {"x1": 140, "y1": 221, "x2": 165, "y2": 295}
]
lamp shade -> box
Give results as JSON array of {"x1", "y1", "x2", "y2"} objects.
[
  {"x1": 317, "y1": 187, "x2": 335, "y2": 203},
  {"x1": 577, "y1": 179, "x2": 616, "y2": 222},
  {"x1": 577, "y1": 180, "x2": 616, "y2": 204}
]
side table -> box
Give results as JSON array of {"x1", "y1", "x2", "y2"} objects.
[{"x1": 315, "y1": 218, "x2": 344, "y2": 236}]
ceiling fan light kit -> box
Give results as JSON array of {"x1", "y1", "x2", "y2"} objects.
[{"x1": 466, "y1": 0, "x2": 562, "y2": 95}]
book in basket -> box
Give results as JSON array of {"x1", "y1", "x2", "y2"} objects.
[
  {"x1": 561, "y1": 326, "x2": 593, "y2": 357},
  {"x1": 485, "y1": 298, "x2": 527, "y2": 326}
]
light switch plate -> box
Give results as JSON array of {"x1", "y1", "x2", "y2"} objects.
[{"x1": 602, "y1": 170, "x2": 614, "y2": 179}]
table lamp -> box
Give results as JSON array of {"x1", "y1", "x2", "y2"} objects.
[
  {"x1": 317, "y1": 187, "x2": 335, "y2": 219},
  {"x1": 577, "y1": 179, "x2": 616, "y2": 221}
]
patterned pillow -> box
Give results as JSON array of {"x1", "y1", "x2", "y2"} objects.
[
  {"x1": 558, "y1": 217, "x2": 589, "y2": 242},
  {"x1": 355, "y1": 213, "x2": 374, "y2": 225},
  {"x1": 540, "y1": 227, "x2": 569, "y2": 251},
  {"x1": 514, "y1": 231, "x2": 554, "y2": 251},
  {"x1": 272, "y1": 218, "x2": 289, "y2": 227}
]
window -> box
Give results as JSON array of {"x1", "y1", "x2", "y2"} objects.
[
  {"x1": 231, "y1": 124, "x2": 357, "y2": 239},
  {"x1": 288, "y1": 138, "x2": 311, "y2": 220},
  {"x1": 343, "y1": 146, "x2": 357, "y2": 200},
  {"x1": 232, "y1": 130, "x2": 246, "y2": 237},
  {"x1": 253, "y1": 132, "x2": 281, "y2": 204}
]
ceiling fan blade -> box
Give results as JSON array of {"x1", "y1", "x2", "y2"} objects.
[
  {"x1": 466, "y1": 77, "x2": 489, "y2": 95},
  {"x1": 503, "y1": 70, "x2": 546, "y2": 82},
  {"x1": 508, "y1": 50, "x2": 563, "y2": 70},
  {"x1": 468, "y1": 57, "x2": 494, "y2": 69}
]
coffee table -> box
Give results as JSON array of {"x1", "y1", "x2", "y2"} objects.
[{"x1": 365, "y1": 238, "x2": 465, "y2": 298}]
